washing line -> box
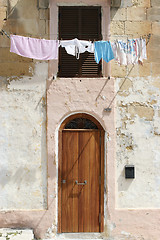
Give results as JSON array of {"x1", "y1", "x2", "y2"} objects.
[{"x1": 106, "y1": 33, "x2": 151, "y2": 109}]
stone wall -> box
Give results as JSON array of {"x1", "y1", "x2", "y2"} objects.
[
  {"x1": 0, "y1": 0, "x2": 48, "y2": 210},
  {"x1": 110, "y1": 0, "x2": 160, "y2": 209}
]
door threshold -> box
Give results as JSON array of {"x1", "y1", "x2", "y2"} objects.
[{"x1": 55, "y1": 233, "x2": 103, "y2": 239}]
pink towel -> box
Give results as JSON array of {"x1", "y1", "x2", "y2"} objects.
[{"x1": 10, "y1": 35, "x2": 58, "y2": 60}]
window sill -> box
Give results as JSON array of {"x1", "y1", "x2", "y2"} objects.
[{"x1": 56, "y1": 77, "x2": 110, "y2": 80}]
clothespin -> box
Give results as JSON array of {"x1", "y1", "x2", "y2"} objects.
[
  {"x1": 148, "y1": 33, "x2": 151, "y2": 40},
  {"x1": 1, "y1": 29, "x2": 10, "y2": 39}
]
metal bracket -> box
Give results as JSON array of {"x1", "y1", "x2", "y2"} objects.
[{"x1": 104, "y1": 107, "x2": 112, "y2": 112}]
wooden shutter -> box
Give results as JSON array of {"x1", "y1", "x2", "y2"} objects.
[{"x1": 58, "y1": 7, "x2": 102, "y2": 78}]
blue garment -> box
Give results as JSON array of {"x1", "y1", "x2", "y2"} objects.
[{"x1": 94, "y1": 41, "x2": 115, "y2": 64}]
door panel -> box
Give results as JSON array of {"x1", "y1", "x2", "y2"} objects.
[
  {"x1": 78, "y1": 131, "x2": 91, "y2": 232},
  {"x1": 61, "y1": 131, "x2": 79, "y2": 232},
  {"x1": 61, "y1": 130, "x2": 100, "y2": 232}
]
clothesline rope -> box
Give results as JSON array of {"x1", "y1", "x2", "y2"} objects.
[
  {"x1": 0, "y1": 29, "x2": 151, "y2": 41},
  {"x1": 1, "y1": 30, "x2": 150, "y2": 65},
  {"x1": 0, "y1": 29, "x2": 10, "y2": 39},
  {"x1": 0, "y1": 29, "x2": 152, "y2": 108}
]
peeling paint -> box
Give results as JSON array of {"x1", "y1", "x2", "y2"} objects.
[
  {"x1": 116, "y1": 76, "x2": 160, "y2": 209},
  {"x1": 0, "y1": 63, "x2": 47, "y2": 210}
]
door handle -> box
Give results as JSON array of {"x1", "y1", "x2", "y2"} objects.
[
  {"x1": 75, "y1": 180, "x2": 87, "y2": 185},
  {"x1": 62, "y1": 179, "x2": 66, "y2": 184}
]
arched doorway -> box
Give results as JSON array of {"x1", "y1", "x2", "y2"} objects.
[{"x1": 58, "y1": 113, "x2": 104, "y2": 233}]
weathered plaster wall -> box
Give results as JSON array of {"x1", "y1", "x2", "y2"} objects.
[
  {"x1": 111, "y1": 0, "x2": 160, "y2": 210},
  {"x1": 0, "y1": 63, "x2": 47, "y2": 210},
  {"x1": 0, "y1": 0, "x2": 48, "y2": 210},
  {"x1": 115, "y1": 76, "x2": 160, "y2": 208}
]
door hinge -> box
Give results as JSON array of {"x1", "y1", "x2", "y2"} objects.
[{"x1": 99, "y1": 213, "x2": 101, "y2": 223}]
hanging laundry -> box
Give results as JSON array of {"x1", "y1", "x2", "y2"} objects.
[
  {"x1": 111, "y1": 40, "x2": 127, "y2": 65},
  {"x1": 127, "y1": 39, "x2": 139, "y2": 65},
  {"x1": 138, "y1": 38, "x2": 147, "y2": 64},
  {"x1": 10, "y1": 35, "x2": 59, "y2": 60},
  {"x1": 94, "y1": 41, "x2": 114, "y2": 64},
  {"x1": 60, "y1": 38, "x2": 94, "y2": 59},
  {"x1": 111, "y1": 38, "x2": 147, "y2": 65},
  {"x1": 111, "y1": 40, "x2": 136, "y2": 65}
]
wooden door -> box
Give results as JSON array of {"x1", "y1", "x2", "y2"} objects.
[{"x1": 61, "y1": 130, "x2": 101, "y2": 232}]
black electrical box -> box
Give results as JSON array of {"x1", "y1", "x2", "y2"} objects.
[{"x1": 125, "y1": 165, "x2": 135, "y2": 179}]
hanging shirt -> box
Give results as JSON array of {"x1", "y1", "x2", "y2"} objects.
[
  {"x1": 111, "y1": 38, "x2": 147, "y2": 65},
  {"x1": 138, "y1": 38, "x2": 147, "y2": 63},
  {"x1": 10, "y1": 35, "x2": 59, "y2": 60},
  {"x1": 60, "y1": 38, "x2": 94, "y2": 59},
  {"x1": 127, "y1": 39, "x2": 138, "y2": 65},
  {"x1": 111, "y1": 40, "x2": 127, "y2": 65},
  {"x1": 94, "y1": 41, "x2": 114, "y2": 64}
]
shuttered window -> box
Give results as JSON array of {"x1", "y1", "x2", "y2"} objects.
[{"x1": 58, "y1": 7, "x2": 102, "y2": 78}]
